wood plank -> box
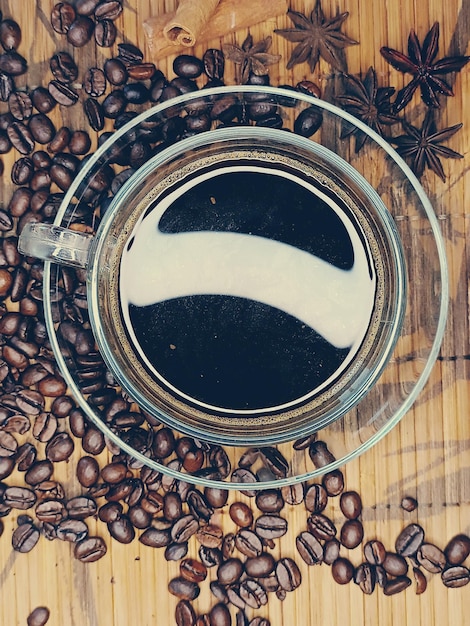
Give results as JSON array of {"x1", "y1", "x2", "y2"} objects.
[{"x1": 0, "y1": 0, "x2": 468, "y2": 625}]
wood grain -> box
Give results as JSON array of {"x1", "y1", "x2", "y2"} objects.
[{"x1": 0, "y1": 1, "x2": 468, "y2": 625}]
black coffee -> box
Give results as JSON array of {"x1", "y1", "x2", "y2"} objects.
[{"x1": 117, "y1": 151, "x2": 378, "y2": 420}]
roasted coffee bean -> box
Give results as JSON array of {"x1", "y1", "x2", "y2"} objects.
[
  {"x1": 0, "y1": 430, "x2": 18, "y2": 457},
  {"x1": 82, "y1": 70, "x2": 105, "y2": 101},
  {"x1": 123, "y1": 82, "x2": 150, "y2": 104},
  {"x1": 67, "y1": 495, "x2": 97, "y2": 519},
  {"x1": 104, "y1": 57, "x2": 128, "y2": 85},
  {"x1": 117, "y1": 42, "x2": 144, "y2": 66},
  {"x1": 31, "y1": 86, "x2": 56, "y2": 114},
  {"x1": 364, "y1": 539, "x2": 386, "y2": 565},
  {"x1": 294, "y1": 106, "x2": 323, "y2": 137},
  {"x1": 383, "y1": 576, "x2": 412, "y2": 596},
  {"x1": 12, "y1": 522, "x2": 40, "y2": 552},
  {"x1": 50, "y1": 395, "x2": 74, "y2": 418},
  {"x1": 281, "y1": 483, "x2": 304, "y2": 506},
  {"x1": 48, "y1": 127, "x2": 71, "y2": 155},
  {"x1": 76, "y1": 455, "x2": 99, "y2": 487},
  {"x1": 240, "y1": 579, "x2": 268, "y2": 609},
  {"x1": 138, "y1": 522, "x2": 171, "y2": 546},
  {"x1": 413, "y1": 567, "x2": 427, "y2": 594},
  {"x1": 180, "y1": 557, "x2": 208, "y2": 583},
  {"x1": 229, "y1": 501, "x2": 253, "y2": 528},
  {"x1": 74, "y1": 535, "x2": 107, "y2": 562},
  {"x1": 210, "y1": 581, "x2": 229, "y2": 604},
  {"x1": 296, "y1": 531, "x2": 323, "y2": 565},
  {"x1": 169, "y1": 577, "x2": 200, "y2": 601},
  {"x1": 107, "y1": 514, "x2": 134, "y2": 543},
  {"x1": 354, "y1": 563, "x2": 376, "y2": 595},
  {"x1": 175, "y1": 600, "x2": 196, "y2": 626},
  {"x1": 26, "y1": 606, "x2": 50, "y2": 626},
  {"x1": 75, "y1": 0, "x2": 100, "y2": 14},
  {"x1": 67, "y1": 16, "x2": 94, "y2": 47},
  {"x1": 50, "y1": 51, "x2": 78, "y2": 83},
  {"x1": 34, "y1": 480, "x2": 65, "y2": 501},
  {"x1": 35, "y1": 499, "x2": 66, "y2": 524},
  {"x1": 331, "y1": 557, "x2": 354, "y2": 585},
  {"x1": 0, "y1": 456, "x2": 15, "y2": 479},
  {"x1": 276, "y1": 557, "x2": 301, "y2": 591},
  {"x1": 172, "y1": 514, "x2": 199, "y2": 544},
  {"x1": 4, "y1": 485, "x2": 36, "y2": 509},
  {"x1": 304, "y1": 483, "x2": 328, "y2": 513},
  {"x1": 203, "y1": 487, "x2": 228, "y2": 509},
  {"x1": 209, "y1": 603, "x2": 231, "y2": 626},
  {"x1": 395, "y1": 523, "x2": 425, "y2": 557},
  {"x1": 187, "y1": 490, "x2": 213, "y2": 522},
  {"x1": 444, "y1": 533, "x2": 470, "y2": 565},
  {"x1": 163, "y1": 491, "x2": 183, "y2": 522},
  {"x1": 194, "y1": 524, "x2": 222, "y2": 550},
  {"x1": 25, "y1": 459, "x2": 53, "y2": 485},
  {"x1": 340, "y1": 519, "x2": 364, "y2": 549},
  {"x1": 441, "y1": 565, "x2": 470, "y2": 588},
  {"x1": 0, "y1": 49, "x2": 27, "y2": 75},
  {"x1": 102, "y1": 89, "x2": 127, "y2": 118},
  {"x1": 203, "y1": 48, "x2": 224, "y2": 80},
  {"x1": 323, "y1": 538, "x2": 340, "y2": 565},
  {"x1": 51, "y1": 3, "x2": 76, "y2": 33},
  {"x1": 0, "y1": 210, "x2": 13, "y2": 234},
  {"x1": 255, "y1": 514, "x2": 288, "y2": 540},
  {"x1": 32, "y1": 412, "x2": 57, "y2": 442},
  {"x1": 340, "y1": 490, "x2": 362, "y2": 519},
  {"x1": 95, "y1": 0, "x2": 123, "y2": 20},
  {"x1": 259, "y1": 447, "x2": 288, "y2": 478},
  {"x1": 166, "y1": 542, "x2": 189, "y2": 561},
  {"x1": 0, "y1": 127, "x2": 11, "y2": 152},
  {"x1": 174, "y1": 54, "x2": 204, "y2": 79},
  {"x1": 217, "y1": 558, "x2": 244, "y2": 585},
  {"x1": 222, "y1": 533, "x2": 235, "y2": 559},
  {"x1": 416, "y1": 542, "x2": 446, "y2": 573},
  {"x1": 29, "y1": 114, "x2": 56, "y2": 144},
  {"x1": 11, "y1": 156, "x2": 34, "y2": 185},
  {"x1": 56, "y1": 518, "x2": 88, "y2": 542},
  {"x1": 8, "y1": 120, "x2": 35, "y2": 154},
  {"x1": 9, "y1": 91, "x2": 32, "y2": 120},
  {"x1": 308, "y1": 440, "x2": 335, "y2": 468},
  {"x1": 382, "y1": 552, "x2": 408, "y2": 576},
  {"x1": 255, "y1": 489, "x2": 284, "y2": 514},
  {"x1": 48, "y1": 80, "x2": 79, "y2": 106},
  {"x1": 307, "y1": 513, "x2": 336, "y2": 541},
  {"x1": 0, "y1": 71, "x2": 13, "y2": 101},
  {"x1": 45, "y1": 431, "x2": 74, "y2": 462},
  {"x1": 322, "y1": 469, "x2": 344, "y2": 496},
  {"x1": 94, "y1": 18, "x2": 117, "y2": 47},
  {"x1": 401, "y1": 496, "x2": 418, "y2": 512},
  {"x1": 234, "y1": 529, "x2": 262, "y2": 558},
  {"x1": 101, "y1": 461, "x2": 128, "y2": 484},
  {"x1": 127, "y1": 62, "x2": 156, "y2": 80},
  {"x1": 245, "y1": 552, "x2": 276, "y2": 577},
  {"x1": 0, "y1": 18, "x2": 21, "y2": 50}
]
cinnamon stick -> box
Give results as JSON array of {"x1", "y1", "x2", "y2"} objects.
[
  {"x1": 143, "y1": 0, "x2": 289, "y2": 61},
  {"x1": 163, "y1": 0, "x2": 220, "y2": 48}
]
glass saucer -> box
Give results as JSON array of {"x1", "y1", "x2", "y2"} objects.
[{"x1": 43, "y1": 86, "x2": 448, "y2": 490}]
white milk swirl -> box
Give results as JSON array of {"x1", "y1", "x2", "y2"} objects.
[{"x1": 118, "y1": 163, "x2": 377, "y2": 413}]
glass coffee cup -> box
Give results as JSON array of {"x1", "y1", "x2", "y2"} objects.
[{"x1": 18, "y1": 87, "x2": 447, "y2": 487}]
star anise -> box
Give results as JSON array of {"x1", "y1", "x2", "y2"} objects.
[
  {"x1": 222, "y1": 34, "x2": 281, "y2": 84},
  {"x1": 389, "y1": 110, "x2": 463, "y2": 181},
  {"x1": 274, "y1": 0, "x2": 358, "y2": 73},
  {"x1": 336, "y1": 67, "x2": 398, "y2": 152},
  {"x1": 380, "y1": 22, "x2": 470, "y2": 112}
]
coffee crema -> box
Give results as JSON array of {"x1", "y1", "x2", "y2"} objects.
[{"x1": 105, "y1": 147, "x2": 384, "y2": 428}]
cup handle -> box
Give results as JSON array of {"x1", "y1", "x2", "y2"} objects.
[{"x1": 18, "y1": 223, "x2": 93, "y2": 268}]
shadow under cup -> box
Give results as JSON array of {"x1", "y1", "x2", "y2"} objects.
[{"x1": 88, "y1": 127, "x2": 406, "y2": 446}]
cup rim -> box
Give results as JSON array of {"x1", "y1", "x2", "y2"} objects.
[{"x1": 42, "y1": 85, "x2": 449, "y2": 489}]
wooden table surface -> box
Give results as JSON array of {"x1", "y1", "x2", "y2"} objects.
[{"x1": 0, "y1": 0, "x2": 469, "y2": 624}]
